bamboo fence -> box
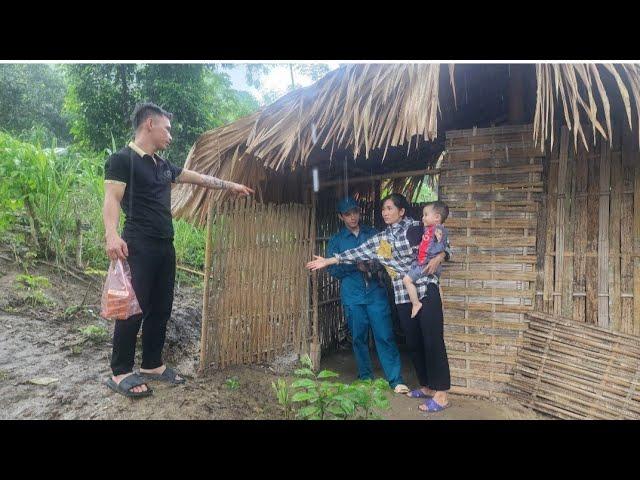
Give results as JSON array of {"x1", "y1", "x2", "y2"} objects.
[
  {"x1": 511, "y1": 311, "x2": 640, "y2": 419},
  {"x1": 439, "y1": 124, "x2": 544, "y2": 398},
  {"x1": 199, "y1": 197, "x2": 313, "y2": 372}
]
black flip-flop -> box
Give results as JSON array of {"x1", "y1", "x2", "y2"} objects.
[
  {"x1": 138, "y1": 366, "x2": 186, "y2": 385},
  {"x1": 105, "y1": 374, "x2": 153, "y2": 398}
]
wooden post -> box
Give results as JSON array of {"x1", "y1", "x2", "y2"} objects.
[
  {"x1": 586, "y1": 133, "x2": 600, "y2": 325},
  {"x1": 310, "y1": 191, "x2": 321, "y2": 371},
  {"x1": 634, "y1": 159, "x2": 640, "y2": 336},
  {"x1": 535, "y1": 153, "x2": 549, "y2": 312},
  {"x1": 75, "y1": 218, "x2": 83, "y2": 269},
  {"x1": 554, "y1": 128, "x2": 569, "y2": 316},
  {"x1": 507, "y1": 64, "x2": 525, "y2": 124},
  {"x1": 198, "y1": 200, "x2": 215, "y2": 375},
  {"x1": 573, "y1": 140, "x2": 588, "y2": 322},
  {"x1": 561, "y1": 133, "x2": 575, "y2": 318},
  {"x1": 374, "y1": 179, "x2": 381, "y2": 229},
  {"x1": 543, "y1": 141, "x2": 559, "y2": 313},
  {"x1": 609, "y1": 130, "x2": 622, "y2": 332},
  {"x1": 621, "y1": 127, "x2": 635, "y2": 334},
  {"x1": 598, "y1": 140, "x2": 611, "y2": 328}
]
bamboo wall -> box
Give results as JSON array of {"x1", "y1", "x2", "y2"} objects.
[
  {"x1": 439, "y1": 124, "x2": 544, "y2": 398},
  {"x1": 199, "y1": 197, "x2": 313, "y2": 371},
  {"x1": 535, "y1": 125, "x2": 640, "y2": 335}
]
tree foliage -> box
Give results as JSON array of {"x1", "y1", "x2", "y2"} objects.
[
  {"x1": 63, "y1": 64, "x2": 260, "y2": 165},
  {"x1": 63, "y1": 64, "x2": 139, "y2": 153},
  {"x1": 1, "y1": 62, "x2": 334, "y2": 166},
  {"x1": 0, "y1": 64, "x2": 70, "y2": 144}
]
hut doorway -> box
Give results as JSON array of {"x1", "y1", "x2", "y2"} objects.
[{"x1": 311, "y1": 161, "x2": 442, "y2": 358}]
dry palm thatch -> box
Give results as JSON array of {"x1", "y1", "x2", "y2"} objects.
[
  {"x1": 533, "y1": 63, "x2": 640, "y2": 152},
  {"x1": 172, "y1": 64, "x2": 453, "y2": 224}
]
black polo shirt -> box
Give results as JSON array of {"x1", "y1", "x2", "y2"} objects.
[{"x1": 104, "y1": 142, "x2": 183, "y2": 240}]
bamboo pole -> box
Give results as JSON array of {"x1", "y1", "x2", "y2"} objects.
[
  {"x1": 621, "y1": 127, "x2": 635, "y2": 334},
  {"x1": 586, "y1": 135, "x2": 600, "y2": 325},
  {"x1": 634, "y1": 159, "x2": 640, "y2": 336},
  {"x1": 598, "y1": 140, "x2": 611, "y2": 327},
  {"x1": 610, "y1": 125, "x2": 623, "y2": 331},
  {"x1": 554, "y1": 128, "x2": 569, "y2": 316},
  {"x1": 311, "y1": 168, "x2": 442, "y2": 190},
  {"x1": 176, "y1": 265, "x2": 204, "y2": 277},
  {"x1": 310, "y1": 191, "x2": 321, "y2": 370},
  {"x1": 198, "y1": 199, "x2": 215, "y2": 375}
]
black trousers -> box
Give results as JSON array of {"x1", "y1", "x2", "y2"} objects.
[
  {"x1": 397, "y1": 283, "x2": 451, "y2": 391},
  {"x1": 110, "y1": 236, "x2": 176, "y2": 376}
]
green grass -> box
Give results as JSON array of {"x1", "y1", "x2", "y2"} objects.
[
  {"x1": 15, "y1": 274, "x2": 50, "y2": 290},
  {"x1": 13, "y1": 274, "x2": 53, "y2": 306},
  {"x1": 173, "y1": 218, "x2": 206, "y2": 270},
  {"x1": 0, "y1": 131, "x2": 108, "y2": 267},
  {"x1": 79, "y1": 324, "x2": 109, "y2": 343},
  {"x1": 225, "y1": 376, "x2": 240, "y2": 390}
]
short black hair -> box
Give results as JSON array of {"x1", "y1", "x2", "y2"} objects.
[
  {"x1": 131, "y1": 102, "x2": 173, "y2": 131},
  {"x1": 428, "y1": 200, "x2": 449, "y2": 223}
]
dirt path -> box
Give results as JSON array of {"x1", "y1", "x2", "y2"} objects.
[
  {"x1": 0, "y1": 304, "x2": 290, "y2": 420},
  {"x1": 323, "y1": 350, "x2": 544, "y2": 420},
  {"x1": 0, "y1": 259, "x2": 287, "y2": 420},
  {"x1": 0, "y1": 257, "x2": 544, "y2": 420}
]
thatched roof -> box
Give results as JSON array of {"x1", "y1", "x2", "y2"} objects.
[
  {"x1": 534, "y1": 64, "x2": 640, "y2": 151},
  {"x1": 171, "y1": 64, "x2": 448, "y2": 222},
  {"x1": 172, "y1": 63, "x2": 640, "y2": 223}
]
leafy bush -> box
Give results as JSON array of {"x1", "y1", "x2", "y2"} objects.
[
  {"x1": 274, "y1": 354, "x2": 391, "y2": 420},
  {"x1": 13, "y1": 274, "x2": 52, "y2": 306},
  {"x1": 0, "y1": 131, "x2": 107, "y2": 266},
  {"x1": 225, "y1": 376, "x2": 240, "y2": 390},
  {"x1": 0, "y1": 130, "x2": 208, "y2": 280}
]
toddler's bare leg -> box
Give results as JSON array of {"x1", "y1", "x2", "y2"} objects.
[{"x1": 403, "y1": 275, "x2": 423, "y2": 318}]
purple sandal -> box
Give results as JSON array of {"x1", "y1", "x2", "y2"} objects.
[
  {"x1": 407, "y1": 389, "x2": 433, "y2": 399},
  {"x1": 420, "y1": 398, "x2": 450, "y2": 412}
]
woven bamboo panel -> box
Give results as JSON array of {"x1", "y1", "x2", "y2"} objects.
[
  {"x1": 440, "y1": 124, "x2": 544, "y2": 398},
  {"x1": 199, "y1": 197, "x2": 313, "y2": 371},
  {"x1": 511, "y1": 311, "x2": 640, "y2": 419},
  {"x1": 535, "y1": 124, "x2": 639, "y2": 336}
]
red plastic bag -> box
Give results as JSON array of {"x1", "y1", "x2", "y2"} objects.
[{"x1": 100, "y1": 259, "x2": 142, "y2": 320}]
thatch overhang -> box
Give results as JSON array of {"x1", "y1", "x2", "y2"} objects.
[{"x1": 172, "y1": 63, "x2": 640, "y2": 225}]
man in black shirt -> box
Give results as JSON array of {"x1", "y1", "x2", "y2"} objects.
[{"x1": 104, "y1": 102, "x2": 253, "y2": 397}]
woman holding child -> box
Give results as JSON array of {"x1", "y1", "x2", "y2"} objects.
[{"x1": 306, "y1": 194, "x2": 452, "y2": 412}]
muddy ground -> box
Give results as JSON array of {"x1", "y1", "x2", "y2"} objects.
[{"x1": 0, "y1": 255, "x2": 545, "y2": 420}]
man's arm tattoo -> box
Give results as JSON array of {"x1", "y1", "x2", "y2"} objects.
[{"x1": 201, "y1": 175, "x2": 233, "y2": 190}]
